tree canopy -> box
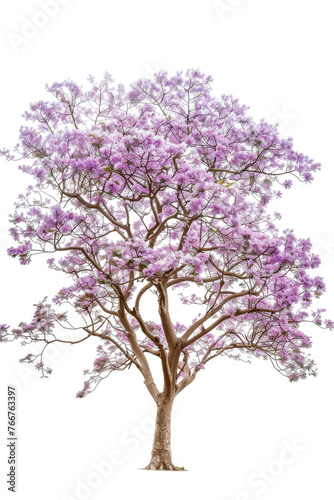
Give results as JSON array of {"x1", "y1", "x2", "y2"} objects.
[{"x1": 1, "y1": 69, "x2": 332, "y2": 403}]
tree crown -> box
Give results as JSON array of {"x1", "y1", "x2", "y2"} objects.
[{"x1": 1, "y1": 69, "x2": 332, "y2": 399}]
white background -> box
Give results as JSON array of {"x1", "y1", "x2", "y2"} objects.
[{"x1": 0, "y1": 1, "x2": 333, "y2": 499}]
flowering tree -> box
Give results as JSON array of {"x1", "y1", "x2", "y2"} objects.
[{"x1": 1, "y1": 70, "x2": 332, "y2": 471}]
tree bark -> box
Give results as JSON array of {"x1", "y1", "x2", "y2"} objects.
[{"x1": 144, "y1": 392, "x2": 181, "y2": 471}]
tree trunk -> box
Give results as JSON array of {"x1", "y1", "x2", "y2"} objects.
[{"x1": 144, "y1": 392, "x2": 182, "y2": 471}]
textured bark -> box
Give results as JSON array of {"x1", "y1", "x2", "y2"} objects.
[{"x1": 144, "y1": 393, "x2": 181, "y2": 471}]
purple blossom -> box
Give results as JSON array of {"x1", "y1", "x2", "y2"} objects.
[{"x1": 0, "y1": 68, "x2": 330, "y2": 418}]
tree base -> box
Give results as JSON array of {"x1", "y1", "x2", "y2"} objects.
[{"x1": 141, "y1": 460, "x2": 186, "y2": 471}]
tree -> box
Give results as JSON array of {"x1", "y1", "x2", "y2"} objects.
[{"x1": 1, "y1": 69, "x2": 333, "y2": 471}]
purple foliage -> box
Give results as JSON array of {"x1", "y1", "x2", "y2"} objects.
[{"x1": 1, "y1": 70, "x2": 332, "y2": 396}]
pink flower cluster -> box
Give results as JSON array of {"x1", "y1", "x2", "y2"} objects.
[{"x1": 1, "y1": 69, "x2": 332, "y2": 394}]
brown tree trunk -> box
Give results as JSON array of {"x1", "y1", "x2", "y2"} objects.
[{"x1": 144, "y1": 392, "x2": 182, "y2": 471}]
